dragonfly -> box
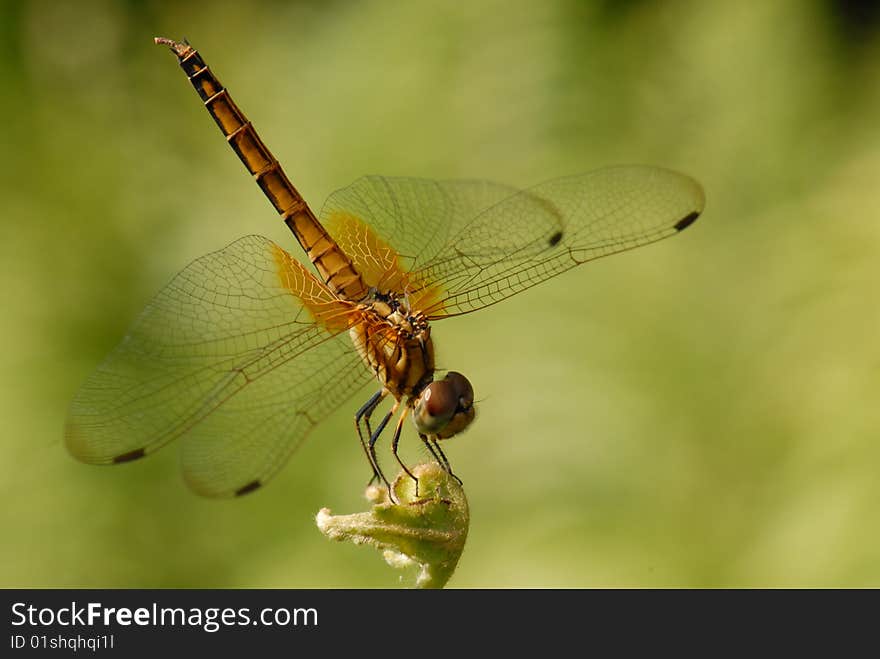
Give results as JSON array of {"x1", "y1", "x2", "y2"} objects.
[{"x1": 64, "y1": 37, "x2": 705, "y2": 499}]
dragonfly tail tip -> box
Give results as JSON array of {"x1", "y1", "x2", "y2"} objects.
[{"x1": 153, "y1": 36, "x2": 191, "y2": 58}]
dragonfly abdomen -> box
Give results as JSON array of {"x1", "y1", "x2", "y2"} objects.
[{"x1": 155, "y1": 38, "x2": 369, "y2": 302}]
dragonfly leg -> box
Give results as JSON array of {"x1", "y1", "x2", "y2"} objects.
[
  {"x1": 355, "y1": 390, "x2": 387, "y2": 485},
  {"x1": 420, "y1": 433, "x2": 463, "y2": 486},
  {"x1": 368, "y1": 399, "x2": 399, "y2": 499},
  {"x1": 390, "y1": 407, "x2": 420, "y2": 496}
]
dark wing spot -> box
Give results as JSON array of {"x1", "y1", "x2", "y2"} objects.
[
  {"x1": 674, "y1": 211, "x2": 700, "y2": 231},
  {"x1": 548, "y1": 231, "x2": 563, "y2": 247},
  {"x1": 235, "y1": 480, "x2": 262, "y2": 496},
  {"x1": 113, "y1": 448, "x2": 146, "y2": 464}
]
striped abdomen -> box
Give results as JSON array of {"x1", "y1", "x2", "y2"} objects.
[{"x1": 155, "y1": 38, "x2": 368, "y2": 302}]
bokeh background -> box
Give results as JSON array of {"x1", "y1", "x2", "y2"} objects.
[{"x1": 2, "y1": 0, "x2": 879, "y2": 587}]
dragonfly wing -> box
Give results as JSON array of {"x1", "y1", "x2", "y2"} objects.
[
  {"x1": 178, "y1": 329, "x2": 370, "y2": 497},
  {"x1": 65, "y1": 234, "x2": 370, "y2": 497},
  {"x1": 321, "y1": 176, "x2": 521, "y2": 286},
  {"x1": 319, "y1": 167, "x2": 703, "y2": 318},
  {"x1": 415, "y1": 166, "x2": 704, "y2": 317}
]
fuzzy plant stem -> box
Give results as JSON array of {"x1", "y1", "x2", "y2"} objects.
[{"x1": 316, "y1": 462, "x2": 469, "y2": 589}]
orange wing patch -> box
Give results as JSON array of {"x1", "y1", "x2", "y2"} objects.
[
  {"x1": 270, "y1": 242, "x2": 354, "y2": 331},
  {"x1": 325, "y1": 210, "x2": 445, "y2": 313}
]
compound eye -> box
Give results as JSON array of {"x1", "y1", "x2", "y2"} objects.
[
  {"x1": 444, "y1": 371, "x2": 474, "y2": 411},
  {"x1": 413, "y1": 380, "x2": 457, "y2": 434},
  {"x1": 412, "y1": 372, "x2": 476, "y2": 438}
]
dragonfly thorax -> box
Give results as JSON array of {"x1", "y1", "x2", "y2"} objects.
[
  {"x1": 350, "y1": 295, "x2": 435, "y2": 399},
  {"x1": 365, "y1": 290, "x2": 431, "y2": 338}
]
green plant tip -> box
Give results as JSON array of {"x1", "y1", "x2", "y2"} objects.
[{"x1": 316, "y1": 462, "x2": 469, "y2": 589}]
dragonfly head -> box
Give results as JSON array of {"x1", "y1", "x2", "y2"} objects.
[{"x1": 412, "y1": 371, "x2": 475, "y2": 439}]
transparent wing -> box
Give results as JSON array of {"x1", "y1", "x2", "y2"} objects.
[
  {"x1": 321, "y1": 166, "x2": 704, "y2": 318},
  {"x1": 322, "y1": 176, "x2": 520, "y2": 284},
  {"x1": 64, "y1": 234, "x2": 372, "y2": 497}
]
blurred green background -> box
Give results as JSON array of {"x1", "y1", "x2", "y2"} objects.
[{"x1": 2, "y1": 0, "x2": 879, "y2": 587}]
